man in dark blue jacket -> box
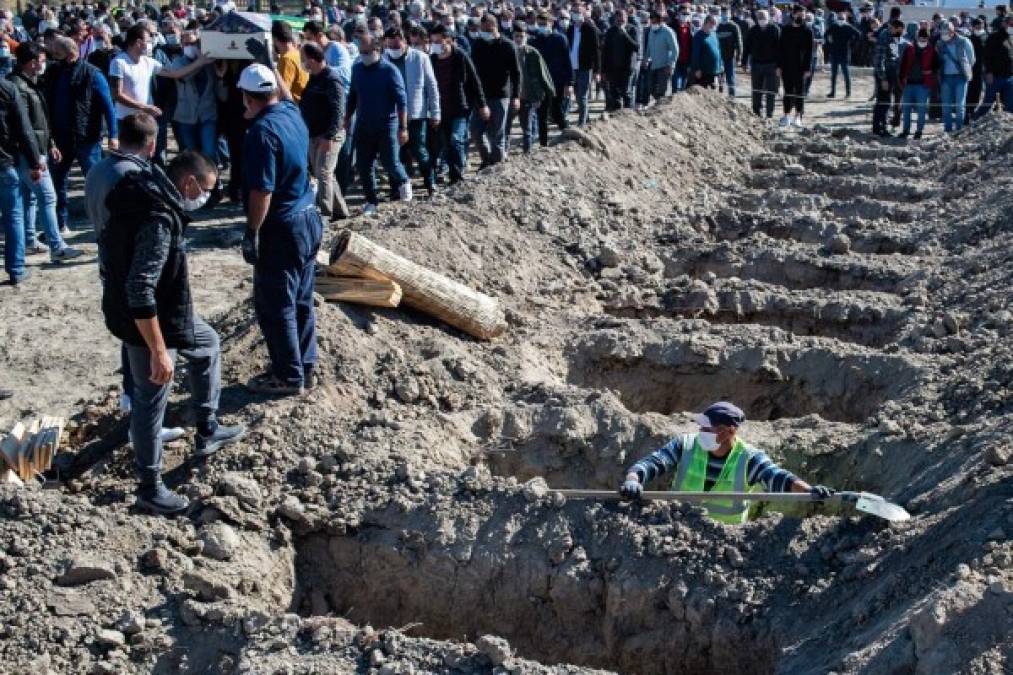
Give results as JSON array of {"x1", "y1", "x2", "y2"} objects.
[
  {"x1": 530, "y1": 10, "x2": 571, "y2": 144},
  {"x1": 345, "y1": 32, "x2": 410, "y2": 214}
]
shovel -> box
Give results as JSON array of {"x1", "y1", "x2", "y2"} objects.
[{"x1": 553, "y1": 489, "x2": 911, "y2": 523}]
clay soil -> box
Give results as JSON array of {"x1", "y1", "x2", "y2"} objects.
[{"x1": 0, "y1": 74, "x2": 1011, "y2": 675}]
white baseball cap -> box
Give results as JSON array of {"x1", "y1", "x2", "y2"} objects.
[{"x1": 238, "y1": 63, "x2": 277, "y2": 93}]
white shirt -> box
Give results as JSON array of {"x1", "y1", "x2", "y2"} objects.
[{"x1": 109, "y1": 51, "x2": 163, "y2": 119}]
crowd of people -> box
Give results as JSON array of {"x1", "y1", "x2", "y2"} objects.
[{"x1": 1, "y1": 2, "x2": 1011, "y2": 271}]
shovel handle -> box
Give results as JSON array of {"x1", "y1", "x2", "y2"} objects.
[{"x1": 555, "y1": 489, "x2": 855, "y2": 503}]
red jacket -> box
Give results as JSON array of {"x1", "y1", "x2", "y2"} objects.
[
  {"x1": 675, "y1": 23, "x2": 692, "y2": 63},
  {"x1": 899, "y1": 43, "x2": 939, "y2": 90}
]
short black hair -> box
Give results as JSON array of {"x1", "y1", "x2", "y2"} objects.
[
  {"x1": 118, "y1": 112, "x2": 158, "y2": 148},
  {"x1": 649, "y1": 10, "x2": 662, "y2": 21},
  {"x1": 14, "y1": 41, "x2": 45, "y2": 66},
  {"x1": 124, "y1": 23, "x2": 149, "y2": 48},
  {"x1": 428, "y1": 23, "x2": 447, "y2": 36},
  {"x1": 383, "y1": 26, "x2": 404, "y2": 40},
  {"x1": 300, "y1": 41, "x2": 324, "y2": 63},
  {"x1": 303, "y1": 19, "x2": 323, "y2": 36},
  {"x1": 271, "y1": 19, "x2": 294, "y2": 43},
  {"x1": 167, "y1": 149, "x2": 217, "y2": 186},
  {"x1": 889, "y1": 19, "x2": 904, "y2": 29}
]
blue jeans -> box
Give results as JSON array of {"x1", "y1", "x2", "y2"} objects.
[
  {"x1": 431, "y1": 114, "x2": 469, "y2": 182},
  {"x1": 177, "y1": 120, "x2": 218, "y2": 160},
  {"x1": 519, "y1": 100, "x2": 540, "y2": 152},
  {"x1": 722, "y1": 57, "x2": 737, "y2": 96},
  {"x1": 829, "y1": 57, "x2": 851, "y2": 95},
  {"x1": 573, "y1": 68, "x2": 592, "y2": 126},
  {"x1": 400, "y1": 119, "x2": 432, "y2": 185},
  {"x1": 51, "y1": 142, "x2": 102, "y2": 230},
  {"x1": 1, "y1": 165, "x2": 26, "y2": 281},
  {"x1": 901, "y1": 83, "x2": 929, "y2": 134},
  {"x1": 974, "y1": 75, "x2": 1013, "y2": 118},
  {"x1": 18, "y1": 159, "x2": 64, "y2": 253},
  {"x1": 354, "y1": 124, "x2": 408, "y2": 205},
  {"x1": 940, "y1": 74, "x2": 969, "y2": 132},
  {"x1": 253, "y1": 208, "x2": 322, "y2": 387},
  {"x1": 470, "y1": 98, "x2": 509, "y2": 166},
  {"x1": 673, "y1": 62, "x2": 690, "y2": 92}
]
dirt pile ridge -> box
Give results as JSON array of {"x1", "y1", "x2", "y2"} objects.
[{"x1": 0, "y1": 90, "x2": 1010, "y2": 675}]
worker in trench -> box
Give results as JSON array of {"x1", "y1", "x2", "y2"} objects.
[{"x1": 620, "y1": 402, "x2": 835, "y2": 524}]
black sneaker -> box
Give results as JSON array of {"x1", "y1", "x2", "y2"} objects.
[
  {"x1": 194, "y1": 423, "x2": 246, "y2": 458},
  {"x1": 136, "y1": 481, "x2": 189, "y2": 514},
  {"x1": 247, "y1": 373, "x2": 303, "y2": 396}
]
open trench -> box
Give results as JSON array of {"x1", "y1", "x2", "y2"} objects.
[{"x1": 278, "y1": 107, "x2": 946, "y2": 675}]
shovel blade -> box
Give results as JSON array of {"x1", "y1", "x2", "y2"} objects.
[{"x1": 854, "y1": 493, "x2": 910, "y2": 522}]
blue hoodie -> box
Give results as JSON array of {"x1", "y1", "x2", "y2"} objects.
[{"x1": 691, "y1": 28, "x2": 724, "y2": 76}]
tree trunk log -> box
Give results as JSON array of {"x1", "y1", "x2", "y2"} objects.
[{"x1": 328, "y1": 231, "x2": 507, "y2": 340}]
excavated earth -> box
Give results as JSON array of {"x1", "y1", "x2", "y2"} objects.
[{"x1": 1, "y1": 90, "x2": 1011, "y2": 675}]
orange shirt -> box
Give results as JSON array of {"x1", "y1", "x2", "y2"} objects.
[{"x1": 277, "y1": 47, "x2": 308, "y2": 101}]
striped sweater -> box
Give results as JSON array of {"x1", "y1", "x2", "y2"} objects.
[{"x1": 627, "y1": 435, "x2": 799, "y2": 492}]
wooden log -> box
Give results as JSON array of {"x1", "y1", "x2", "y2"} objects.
[
  {"x1": 327, "y1": 231, "x2": 507, "y2": 340},
  {"x1": 315, "y1": 276, "x2": 403, "y2": 308},
  {"x1": 0, "y1": 422, "x2": 26, "y2": 473}
]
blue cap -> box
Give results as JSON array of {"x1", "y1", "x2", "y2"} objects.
[{"x1": 695, "y1": 402, "x2": 746, "y2": 428}]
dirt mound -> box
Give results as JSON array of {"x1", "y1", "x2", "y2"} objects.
[{"x1": 1, "y1": 92, "x2": 1011, "y2": 675}]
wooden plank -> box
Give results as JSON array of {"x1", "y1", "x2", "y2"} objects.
[
  {"x1": 327, "y1": 231, "x2": 507, "y2": 340},
  {"x1": 315, "y1": 276, "x2": 403, "y2": 308},
  {"x1": 0, "y1": 422, "x2": 26, "y2": 473}
]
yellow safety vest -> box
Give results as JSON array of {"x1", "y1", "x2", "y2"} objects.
[{"x1": 670, "y1": 434, "x2": 760, "y2": 525}]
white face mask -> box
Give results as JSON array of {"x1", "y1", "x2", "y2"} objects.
[
  {"x1": 184, "y1": 44, "x2": 199, "y2": 59},
  {"x1": 36, "y1": 61, "x2": 47, "y2": 76},
  {"x1": 385, "y1": 47, "x2": 403, "y2": 58},
  {"x1": 181, "y1": 181, "x2": 210, "y2": 211},
  {"x1": 144, "y1": 42, "x2": 154, "y2": 56},
  {"x1": 429, "y1": 42, "x2": 444, "y2": 55},
  {"x1": 361, "y1": 52, "x2": 379, "y2": 65},
  {"x1": 479, "y1": 30, "x2": 493, "y2": 40},
  {"x1": 468, "y1": 29, "x2": 480, "y2": 38},
  {"x1": 917, "y1": 39, "x2": 928, "y2": 47},
  {"x1": 757, "y1": 19, "x2": 768, "y2": 27},
  {"x1": 698, "y1": 431, "x2": 720, "y2": 452},
  {"x1": 559, "y1": 19, "x2": 570, "y2": 29}
]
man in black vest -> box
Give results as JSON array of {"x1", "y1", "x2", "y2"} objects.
[{"x1": 100, "y1": 147, "x2": 244, "y2": 514}]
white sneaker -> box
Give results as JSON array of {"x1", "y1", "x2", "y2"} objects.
[
  {"x1": 398, "y1": 181, "x2": 413, "y2": 202},
  {"x1": 362, "y1": 203, "x2": 378, "y2": 216},
  {"x1": 778, "y1": 115, "x2": 791, "y2": 128},
  {"x1": 128, "y1": 427, "x2": 186, "y2": 445},
  {"x1": 51, "y1": 246, "x2": 83, "y2": 263},
  {"x1": 793, "y1": 116, "x2": 805, "y2": 129}
]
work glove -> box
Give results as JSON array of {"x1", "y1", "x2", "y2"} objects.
[
  {"x1": 619, "y1": 478, "x2": 643, "y2": 501},
  {"x1": 245, "y1": 37, "x2": 272, "y2": 67},
  {"x1": 810, "y1": 485, "x2": 835, "y2": 500},
  {"x1": 241, "y1": 228, "x2": 258, "y2": 266}
]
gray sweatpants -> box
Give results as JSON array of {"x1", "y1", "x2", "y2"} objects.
[{"x1": 124, "y1": 315, "x2": 221, "y2": 485}]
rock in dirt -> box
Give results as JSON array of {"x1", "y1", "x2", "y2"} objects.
[
  {"x1": 984, "y1": 445, "x2": 1011, "y2": 467},
  {"x1": 116, "y1": 610, "x2": 145, "y2": 635},
  {"x1": 200, "y1": 522, "x2": 240, "y2": 561},
  {"x1": 95, "y1": 629, "x2": 125, "y2": 648},
  {"x1": 522, "y1": 477, "x2": 549, "y2": 503},
  {"x1": 475, "y1": 634, "x2": 513, "y2": 666},
  {"x1": 56, "y1": 556, "x2": 117, "y2": 586},
  {"x1": 220, "y1": 473, "x2": 263, "y2": 508}
]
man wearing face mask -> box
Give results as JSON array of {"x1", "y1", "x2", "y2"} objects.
[
  {"x1": 690, "y1": 14, "x2": 722, "y2": 87},
  {"x1": 564, "y1": 3, "x2": 601, "y2": 127},
  {"x1": 871, "y1": 19, "x2": 905, "y2": 136},
  {"x1": 935, "y1": 22, "x2": 975, "y2": 132},
  {"x1": 100, "y1": 138, "x2": 245, "y2": 514},
  {"x1": 43, "y1": 36, "x2": 118, "y2": 233},
  {"x1": 825, "y1": 12, "x2": 860, "y2": 98},
  {"x1": 86, "y1": 23, "x2": 118, "y2": 77},
  {"x1": 742, "y1": 9, "x2": 780, "y2": 118},
  {"x1": 973, "y1": 14, "x2": 1013, "y2": 118},
  {"x1": 345, "y1": 33, "x2": 411, "y2": 213},
  {"x1": 383, "y1": 26, "x2": 440, "y2": 196},
  {"x1": 670, "y1": 5, "x2": 693, "y2": 91},
  {"x1": 469, "y1": 13, "x2": 521, "y2": 167},
  {"x1": 530, "y1": 10, "x2": 572, "y2": 141},
  {"x1": 715, "y1": 6, "x2": 741, "y2": 97},
  {"x1": 619, "y1": 402, "x2": 834, "y2": 525},
  {"x1": 776, "y1": 5, "x2": 813, "y2": 129},
  {"x1": 640, "y1": 10, "x2": 678, "y2": 104},
  {"x1": 601, "y1": 9, "x2": 638, "y2": 110},
  {"x1": 965, "y1": 18, "x2": 987, "y2": 124},
  {"x1": 897, "y1": 27, "x2": 939, "y2": 140},
  {"x1": 170, "y1": 31, "x2": 219, "y2": 161}
]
